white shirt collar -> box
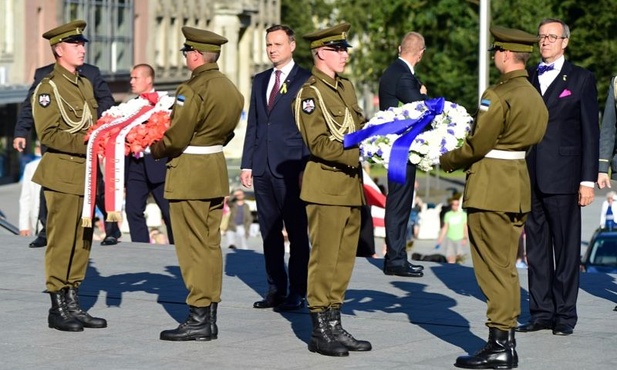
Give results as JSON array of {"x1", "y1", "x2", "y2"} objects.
[
  {"x1": 540, "y1": 55, "x2": 565, "y2": 71},
  {"x1": 398, "y1": 57, "x2": 415, "y2": 75},
  {"x1": 273, "y1": 60, "x2": 295, "y2": 79}
]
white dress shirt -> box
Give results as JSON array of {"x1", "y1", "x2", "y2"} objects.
[
  {"x1": 266, "y1": 60, "x2": 295, "y2": 100},
  {"x1": 538, "y1": 55, "x2": 565, "y2": 95}
]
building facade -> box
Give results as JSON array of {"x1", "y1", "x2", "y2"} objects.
[{"x1": 0, "y1": 0, "x2": 279, "y2": 184}]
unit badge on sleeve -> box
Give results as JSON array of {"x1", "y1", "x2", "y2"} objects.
[
  {"x1": 302, "y1": 98, "x2": 315, "y2": 114},
  {"x1": 38, "y1": 94, "x2": 51, "y2": 108}
]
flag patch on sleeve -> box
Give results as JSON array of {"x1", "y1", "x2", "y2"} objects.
[
  {"x1": 479, "y1": 99, "x2": 490, "y2": 112},
  {"x1": 175, "y1": 94, "x2": 185, "y2": 106}
]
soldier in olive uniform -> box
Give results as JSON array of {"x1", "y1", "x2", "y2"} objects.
[
  {"x1": 293, "y1": 23, "x2": 371, "y2": 357},
  {"x1": 440, "y1": 26, "x2": 549, "y2": 369},
  {"x1": 150, "y1": 27, "x2": 243, "y2": 342},
  {"x1": 31, "y1": 20, "x2": 107, "y2": 332}
]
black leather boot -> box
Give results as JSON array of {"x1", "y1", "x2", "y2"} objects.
[
  {"x1": 160, "y1": 306, "x2": 212, "y2": 341},
  {"x1": 209, "y1": 302, "x2": 218, "y2": 340},
  {"x1": 65, "y1": 288, "x2": 107, "y2": 328},
  {"x1": 455, "y1": 327, "x2": 518, "y2": 369},
  {"x1": 328, "y1": 308, "x2": 372, "y2": 351},
  {"x1": 48, "y1": 289, "x2": 83, "y2": 332},
  {"x1": 308, "y1": 311, "x2": 349, "y2": 357}
]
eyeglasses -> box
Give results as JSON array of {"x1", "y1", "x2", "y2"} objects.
[
  {"x1": 538, "y1": 34, "x2": 567, "y2": 43},
  {"x1": 322, "y1": 46, "x2": 348, "y2": 54}
]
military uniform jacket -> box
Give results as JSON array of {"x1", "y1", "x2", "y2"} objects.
[
  {"x1": 440, "y1": 70, "x2": 548, "y2": 213},
  {"x1": 150, "y1": 63, "x2": 243, "y2": 200},
  {"x1": 31, "y1": 63, "x2": 98, "y2": 196},
  {"x1": 598, "y1": 76, "x2": 617, "y2": 177},
  {"x1": 294, "y1": 67, "x2": 365, "y2": 206}
]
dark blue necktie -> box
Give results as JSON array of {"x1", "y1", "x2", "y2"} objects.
[{"x1": 537, "y1": 63, "x2": 554, "y2": 75}]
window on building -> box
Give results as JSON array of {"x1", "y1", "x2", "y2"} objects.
[{"x1": 64, "y1": 0, "x2": 134, "y2": 74}]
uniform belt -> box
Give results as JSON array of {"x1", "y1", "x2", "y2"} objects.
[
  {"x1": 485, "y1": 150, "x2": 526, "y2": 160},
  {"x1": 183, "y1": 145, "x2": 223, "y2": 155}
]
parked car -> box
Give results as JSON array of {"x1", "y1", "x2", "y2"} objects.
[{"x1": 581, "y1": 228, "x2": 617, "y2": 273}]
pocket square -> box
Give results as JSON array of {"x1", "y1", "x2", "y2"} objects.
[{"x1": 559, "y1": 89, "x2": 572, "y2": 98}]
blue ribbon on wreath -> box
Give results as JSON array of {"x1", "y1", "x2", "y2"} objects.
[{"x1": 344, "y1": 97, "x2": 445, "y2": 184}]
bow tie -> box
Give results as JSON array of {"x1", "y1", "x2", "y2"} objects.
[{"x1": 537, "y1": 63, "x2": 555, "y2": 75}]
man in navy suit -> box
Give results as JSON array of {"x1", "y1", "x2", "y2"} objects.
[
  {"x1": 378, "y1": 32, "x2": 427, "y2": 277},
  {"x1": 241, "y1": 25, "x2": 311, "y2": 311},
  {"x1": 125, "y1": 64, "x2": 173, "y2": 244},
  {"x1": 519, "y1": 18, "x2": 599, "y2": 336},
  {"x1": 13, "y1": 62, "x2": 121, "y2": 247}
]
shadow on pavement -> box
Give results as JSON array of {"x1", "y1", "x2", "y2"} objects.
[{"x1": 79, "y1": 260, "x2": 188, "y2": 322}]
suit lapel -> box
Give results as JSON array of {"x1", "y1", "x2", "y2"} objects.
[
  {"x1": 270, "y1": 64, "x2": 300, "y2": 113},
  {"x1": 529, "y1": 67, "x2": 540, "y2": 92},
  {"x1": 261, "y1": 69, "x2": 272, "y2": 111},
  {"x1": 543, "y1": 61, "x2": 573, "y2": 106}
]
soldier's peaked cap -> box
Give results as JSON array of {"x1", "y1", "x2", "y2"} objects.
[
  {"x1": 43, "y1": 20, "x2": 88, "y2": 46},
  {"x1": 303, "y1": 22, "x2": 352, "y2": 49},
  {"x1": 489, "y1": 25, "x2": 538, "y2": 53},
  {"x1": 180, "y1": 27, "x2": 228, "y2": 53}
]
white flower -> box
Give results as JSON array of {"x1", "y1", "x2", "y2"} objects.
[{"x1": 356, "y1": 99, "x2": 473, "y2": 172}]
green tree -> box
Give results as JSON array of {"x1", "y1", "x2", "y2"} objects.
[
  {"x1": 336, "y1": 0, "x2": 482, "y2": 111},
  {"x1": 281, "y1": 0, "x2": 333, "y2": 70},
  {"x1": 553, "y1": 0, "x2": 617, "y2": 103},
  {"x1": 285, "y1": 0, "x2": 615, "y2": 113}
]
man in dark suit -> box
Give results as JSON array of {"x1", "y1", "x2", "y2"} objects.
[
  {"x1": 14, "y1": 61, "x2": 120, "y2": 247},
  {"x1": 241, "y1": 25, "x2": 311, "y2": 311},
  {"x1": 125, "y1": 64, "x2": 173, "y2": 244},
  {"x1": 519, "y1": 18, "x2": 599, "y2": 337},
  {"x1": 378, "y1": 32, "x2": 427, "y2": 277}
]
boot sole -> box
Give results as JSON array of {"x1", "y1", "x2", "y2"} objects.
[
  {"x1": 346, "y1": 347, "x2": 372, "y2": 352},
  {"x1": 48, "y1": 323, "x2": 84, "y2": 332},
  {"x1": 454, "y1": 363, "x2": 517, "y2": 369},
  {"x1": 81, "y1": 323, "x2": 107, "y2": 329},
  {"x1": 308, "y1": 344, "x2": 349, "y2": 357},
  {"x1": 160, "y1": 335, "x2": 212, "y2": 341}
]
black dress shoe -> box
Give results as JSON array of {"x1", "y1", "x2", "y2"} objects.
[
  {"x1": 515, "y1": 320, "x2": 552, "y2": 332},
  {"x1": 407, "y1": 262, "x2": 424, "y2": 271},
  {"x1": 253, "y1": 294, "x2": 285, "y2": 309},
  {"x1": 384, "y1": 263, "x2": 423, "y2": 277},
  {"x1": 29, "y1": 236, "x2": 47, "y2": 248},
  {"x1": 274, "y1": 293, "x2": 305, "y2": 311},
  {"x1": 100, "y1": 236, "x2": 118, "y2": 246},
  {"x1": 552, "y1": 323, "x2": 574, "y2": 336}
]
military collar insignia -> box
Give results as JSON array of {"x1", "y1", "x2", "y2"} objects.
[
  {"x1": 38, "y1": 94, "x2": 51, "y2": 108},
  {"x1": 302, "y1": 98, "x2": 315, "y2": 114}
]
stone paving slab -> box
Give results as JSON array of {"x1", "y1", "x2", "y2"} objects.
[{"x1": 0, "y1": 234, "x2": 615, "y2": 370}]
